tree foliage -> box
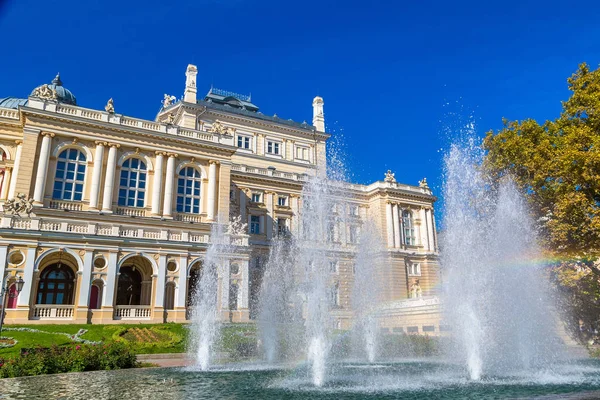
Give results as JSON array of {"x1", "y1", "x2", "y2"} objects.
[{"x1": 483, "y1": 63, "x2": 600, "y2": 343}]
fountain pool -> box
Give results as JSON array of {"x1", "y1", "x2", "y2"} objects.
[{"x1": 1, "y1": 360, "x2": 600, "y2": 399}]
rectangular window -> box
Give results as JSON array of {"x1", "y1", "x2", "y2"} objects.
[
  {"x1": 407, "y1": 326, "x2": 419, "y2": 334},
  {"x1": 329, "y1": 261, "x2": 338, "y2": 273},
  {"x1": 277, "y1": 218, "x2": 288, "y2": 236},
  {"x1": 267, "y1": 141, "x2": 281, "y2": 155},
  {"x1": 423, "y1": 325, "x2": 435, "y2": 333},
  {"x1": 251, "y1": 193, "x2": 262, "y2": 203},
  {"x1": 278, "y1": 196, "x2": 287, "y2": 206},
  {"x1": 296, "y1": 146, "x2": 309, "y2": 160},
  {"x1": 250, "y1": 215, "x2": 260, "y2": 234},
  {"x1": 349, "y1": 226, "x2": 359, "y2": 244},
  {"x1": 237, "y1": 135, "x2": 252, "y2": 150},
  {"x1": 408, "y1": 263, "x2": 421, "y2": 276}
]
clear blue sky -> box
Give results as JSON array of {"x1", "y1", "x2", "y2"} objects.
[{"x1": 1, "y1": 0, "x2": 600, "y2": 215}]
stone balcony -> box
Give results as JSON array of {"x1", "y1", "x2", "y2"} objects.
[{"x1": 0, "y1": 215, "x2": 249, "y2": 247}]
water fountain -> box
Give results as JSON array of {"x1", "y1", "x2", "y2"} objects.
[
  {"x1": 351, "y1": 221, "x2": 385, "y2": 363},
  {"x1": 442, "y1": 130, "x2": 565, "y2": 380},
  {"x1": 188, "y1": 220, "x2": 229, "y2": 370}
]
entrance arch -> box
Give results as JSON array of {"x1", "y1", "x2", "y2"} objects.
[
  {"x1": 36, "y1": 264, "x2": 76, "y2": 305},
  {"x1": 116, "y1": 255, "x2": 154, "y2": 307}
]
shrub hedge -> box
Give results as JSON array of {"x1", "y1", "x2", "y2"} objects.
[{"x1": 0, "y1": 342, "x2": 139, "y2": 378}]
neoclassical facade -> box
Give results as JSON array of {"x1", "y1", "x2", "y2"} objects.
[{"x1": 0, "y1": 65, "x2": 440, "y2": 333}]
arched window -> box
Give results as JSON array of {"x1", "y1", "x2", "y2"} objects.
[
  {"x1": 53, "y1": 148, "x2": 86, "y2": 201},
  {"x1": 36, "y1": 264, "x2": 75, "y2": 305},
  {"x1": 118, "y1": 158, "x2": 147, "y2": 207},
  {"x1": 403, "y1": 210, "x2": 416, "y2": 246},
  {"x1": 176, "y1": 167, "x2": 202, "y2": 214},
  {"x1": 116, "y1": 266, "x2": 143, "y2": 306}
]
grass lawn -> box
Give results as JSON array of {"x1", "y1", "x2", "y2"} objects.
[{"x1": 0, "y1": 323, "x2": 257, "y2": 359}]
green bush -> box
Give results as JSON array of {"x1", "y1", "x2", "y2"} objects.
[{"x1": 0, "y1": 342, "x2": 139, "y2": 378}]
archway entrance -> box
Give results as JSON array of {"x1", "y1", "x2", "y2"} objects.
[
  {"x1": 33, "y1": 250, "x2": 80, "y2": 320},
  {"x1": 115, "y1": 256, "x2": 154, "y2": 319}
]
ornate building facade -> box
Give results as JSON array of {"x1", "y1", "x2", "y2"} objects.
[{"x1": 0, "y1": 65, "x2": 440, "y2": 333}]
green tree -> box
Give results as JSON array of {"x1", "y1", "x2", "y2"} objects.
[{"x1": 483, "y1": 63, "x2": 600, "y2": 344}]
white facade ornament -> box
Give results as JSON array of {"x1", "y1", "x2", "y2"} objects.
[
  {"x1": 410, "y1": 280, "x2": 422, "y2": 299},
  {"x1": 105, "y1": 98, "x2": 115, "y2": 114},
  {"x1": 384, "y1": 170, "x2": 396, "y2": 183},
  {"x1": 31, "y1": 84, "x2": 57, "y2": 101},
  {"x1": 227, "y1": 215, "x2": 248, "y2": 236},
  {"x1": 208, "y1": 120, "x2": 235, "y2": 135},
  {"x1": 4, "y1": 193, "x2": 34, "y2": 216},
  {"x1": 166, "y1": 113, "x2": 175, "y2": 124},
  {"x1": 162, "y1": 94, "x2": 176, "y2": 109},
  {"x1": 419, "y1": 177, "x2": 429, "y2": 189}
]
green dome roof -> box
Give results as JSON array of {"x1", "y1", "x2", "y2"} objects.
[
  {"x1": 30, "y1": 73, "x2": 77, "y2": 105},
  {"x1": 0, "y1": 97, "x2": 27, "y2": 109}
]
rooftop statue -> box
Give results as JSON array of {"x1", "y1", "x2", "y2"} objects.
[
  {"x1": 105, "y1": 98, "x2": 115, "y2": 114},
  {"x1": 419, "y1": 177, "x2": 429, "y2": 188},
  {"x1": 31, "y1": 84, "x2": 58, "y2": 102},
  {"x1": 384, "y1": 170, "x2": 396, "y2": 183},
  {"x1": 208, "y1": 120, "x2": 234, "y2": 135},
  {"x1": 162, "y1": 94, "x2": 176, "y2": 109}
]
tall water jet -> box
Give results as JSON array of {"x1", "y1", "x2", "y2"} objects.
[
  {"x1": 257, "y1": 237, "x2": 301, "y2": 363},
  {"x1": 442, "y1": 127, "x2": 563, "y2": 380},
  {"x1": 188, "y1": 220, "x2": 229, "y2": 370},
  {"x1": 351, "y1": 221, "x2": 385, "y2": 363}
]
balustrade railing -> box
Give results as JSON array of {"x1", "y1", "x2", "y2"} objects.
[
  {"x1": 115, "y1": 207, "x2": 146, "y2": 217},
  {"x1": 114, "y1": 305, "x2": 152, "y2": 319},
  {"x1": 32, "y1": 305, "x2": 74, "y2": 319},
  {"x1": 49, "y1": 200, "x2": 83, "y2": 211}
]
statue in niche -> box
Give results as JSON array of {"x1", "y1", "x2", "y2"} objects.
[
  {"x1": 4, "y1": 193, "x2": 34, "y2": 216},
  {"x1": 31, "y1": 84, "x2": 57, "y2": 101},
  {"x1": 105, "y1": 98, "x2": 115, "y2": 113},
  {"x1": 410, "y1": 279, "x2": 422, "y2": 299},
  {"x1": 384, "y1": 170, "x2": 396, "y2": 183},
  {"x1": 162, "y1": 94, "x2": 176, "y2": 108},
  {"x1": 419, "y1": 177, "x2": 429, "y2": 189},
  {"x1": 166, "y1": 113, "x2": 175, "y2": 124},
  {"x1": 227, "y1": 215, "x2": 248, "y2": 236}
]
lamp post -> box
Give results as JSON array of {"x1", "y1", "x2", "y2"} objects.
[{"x1": 0, "y1": 274, "x2": 24, "y2": 339}]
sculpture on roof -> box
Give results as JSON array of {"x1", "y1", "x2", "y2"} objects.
[
  {"x1": 166, "y1": 113, "x2": 175, "y2": 124},
  {"x1": 162, "y1": 94, "x2": 176, "y2": 109},
  {"x1": 208, "y1": 119, "x2": 234, "y2": 135},
  {"x1": 419, "y1": 177, "x2": 429, "y2": 189},
  {"x1": 105, "y1": 98, "x2": 115, "y2": 114},
  {"x1": 31, "y1": 84, "x2": 58, "y2": 101},
  {"x1": 384, "y1": 170, "x2": 396, "y2": 183},
  {"x1": 4, "y1": 193, "x2": 34, "y2": 216}
]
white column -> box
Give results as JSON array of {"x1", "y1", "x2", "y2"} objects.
[
  {"x1": 17, "y1": 247, "x2": 37, "y2": 307},
  {"x1": 102, "y1": 252, "x2": 118, "y2": 307},
  {"x1": 151, "y1": 152, "x2": 164, "y2": 216},
  {"x1": 155, "y1": 254, "x2": 167, "y2": 307},
  {"x1": 162, "y1": 154, "x2": 176, "y2": 218},
  {"x1": 88, "y1": 142, "x2": 105, "y2": 210},
  {"x1": 239, "y1": 188, "x2": 247, "y2": 221},
  {"x1": 175, "y1": 255, "x2": 188, "y2": 308},
  {"x1": 0, "y1": 167, "x2": 12, "y2": 200},
  {"x1": 219, "y1": 263, "x2": 230, "y2": 313},
  {"x1": 199, "y1": 178, "x2": 207, "y2": 215},
  {"x1": 7, "y1": 141, "x2": 22, "y2": 200},
  {"x1": 206, "y1": 160, "x2": 218, "y2": 221},
  {"x1": 266, "y1": 192, "x2": 274, "y2": 240},
  {"x1": 392, "y1": 203, "x2": 401, "y2": 248},
  {"x1": 426, "y1": 208, "x2": 436, "y2": 252},
  {"x1": 385, "y1": 202, "x2": 394, "y2": 248},
  {"x1": 291, "y1": 195, "x2": 300, "y2": 236},
  {"x1": 419, "y1": 208, "x2": 429, "y2": 249},
  {"x1": 77, "y1": 251, "x2": 94, "y2": 307},
  {"x1": 33, "y1": 132, "x2": 54, "y2": 204},
  {"x1": 240, "y1": 259, "x2": 249, "y2": 309},
  {"x1": 0, "y1": 246, "x2": 8, "y2": 291},
  {"x1": 431, "y1": 209, "x2": 438, "y2": 251},
  {"x1": 101, "y1": 144, "x2": 118, "y2": 212}
]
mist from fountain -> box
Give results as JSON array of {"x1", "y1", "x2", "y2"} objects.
[
  {"x1": 441, "y1": 128, "x2": 564, "y2": 380},
  {"x1": 351, "y1": 222, "x2": 385, "y2": 363},
  {"x1": 188, "y1": 220, "x2": 229, "y2": 370}
]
